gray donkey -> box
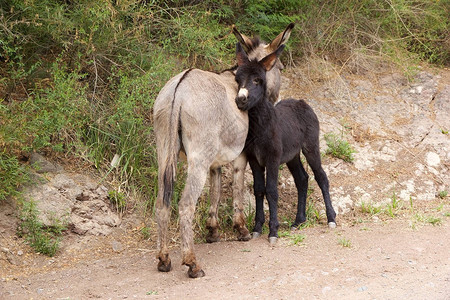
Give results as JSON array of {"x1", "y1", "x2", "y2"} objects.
[{"x1": 153, "y1": 23, "x2": 294, "y2": 278}]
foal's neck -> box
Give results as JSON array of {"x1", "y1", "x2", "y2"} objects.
[{"x1": 248, "y1": 94, "x2": 277, "y2": 132}]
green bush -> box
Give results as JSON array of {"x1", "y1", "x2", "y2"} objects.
[{"x1": 0, "y1": 153, "x2": 28, "y2": 202}]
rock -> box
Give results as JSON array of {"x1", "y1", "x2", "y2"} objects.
[
  {"x1": 378, "y1": 73, "x2": 406, "y2": 88},
  {"x1": 357, "y1": 286, "x2": 368, "y2": 292},
  {"x1": 22, "y1": 170, "x2": 120, "y2": 236},
  {"x1": 434, "y1": 86, "x2": 450, "y2": 129},
  {"x1": 111, "y1": 241, "x2": 124, "y2": 253},
  {"x1": 29, "y1": 152, "x2": 59, "y2": 173},
  {"x1": 27, "y1": 183, "x2": 73, "y2": 227},
  {"x1": 6, "y1": 251, "x2": 20, "y2": 266},
  {"x1": 425, "y1": 152, "x2": 440, "y2": 167},
  {"x1": 70, "y1": 199, "x2": 120, "y2": 236}
]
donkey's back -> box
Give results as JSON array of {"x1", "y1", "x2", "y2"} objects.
[{"x1": 154, "y1": 69, "x2": 248, "y2": 168}]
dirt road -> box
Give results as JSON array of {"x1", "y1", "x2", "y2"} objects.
[{"x1": 2, "y1": 217, "x2": 449, "y2": 299}]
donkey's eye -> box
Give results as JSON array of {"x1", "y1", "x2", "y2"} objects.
[{"x1": 253, "y1": 78, "x2": 262, "y2": 85}]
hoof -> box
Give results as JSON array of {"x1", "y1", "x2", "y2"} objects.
[
  {"x1": 187, "y1": 264, "x2": 206, "y2": 278},
  {"x1": 328, "y1": 222, "x2": 337, "y2": 229},
  {"x1": 238, "y1": 233, "x2": 252, "y2": 241},
  {"x1": 206, "y1": 235, "x2": 220, "y2": 243},
  {"x1": 252, "y1": 232, "x2": 261, "y2": 239},
  {"x1": 268, "y1": 236, "x2": 277, "y2": 245},
  {"x1": 157, "y1": 259, "x2": 172, "y2": 272}
]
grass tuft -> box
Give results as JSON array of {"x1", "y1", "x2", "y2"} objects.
[
  {"x1": 17, "y1": 200, "x2": 66, "y2": 256},
  {"x1": 338, "y1": 238, "x2": 352, "y2": 248},
  {"x1": 324, "y1": 133, "x2": 355, "y2": 162}
]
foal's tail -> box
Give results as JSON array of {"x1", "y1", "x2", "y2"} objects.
[{"x1": 154, "y1": 69, "x2": 192, "y2": 207}]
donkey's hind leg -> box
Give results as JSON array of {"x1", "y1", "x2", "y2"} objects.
[
  {"x1": 232, "y1": 153, "x2": 251, "y2": 241},
  {"x1": 179, "y1": 160, "x2": 209, "y2": 278},
  {"x1": 286, "y1": 155, "x2": 309, "y2": 229},
  {"x1": 303, "y1": 147, "x2": 337, "y2": 228},
  {"x1": 206, "y1": 166, "x2": 221, "y2": 243},
  {"x1": 156, "y1": 169, "x2": 173, "y2": 272}
]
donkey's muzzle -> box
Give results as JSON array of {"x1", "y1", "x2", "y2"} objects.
[
  {"x1": 235, "y1": 87, "x2": 249, "y2": 110},
  {"x1": 235, "y1": 95, "x2": 248, "y2": 111}
]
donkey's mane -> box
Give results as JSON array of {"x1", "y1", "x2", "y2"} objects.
[{"x1": 247, "y1": 36, "x2": 263, "y2": 51}]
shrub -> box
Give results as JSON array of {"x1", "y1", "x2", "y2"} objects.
[{"x1": 0, "y1": 153, "x2": 28, "y2": 202}]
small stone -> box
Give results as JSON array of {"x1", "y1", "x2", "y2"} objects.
[
  {"x1": 357, "y1": 286, "x2": 368, "y2": 292},
  {"x1": 112, "y1": 241, "x2": 124, "y2": 253},
  {"x1": 322, "y1": 286, "x2": 332, "y2": 294},
  {"x1": 425, "y1": 152, "x2": 440, "y2": 167},
  {"x1": 17, "y1": 250, "x2": 23, "y2": 256},
  {"x1": 6, "y1": 252, "x2": 19, "y2": 266}
]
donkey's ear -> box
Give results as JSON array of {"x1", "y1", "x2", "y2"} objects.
[
  {"x1": 260, "y1": 45, "x2": 285, "y2": 71},
  {"x1": 232, "y1": 25, "x2": 254, "y2": 52},
  {"x1": 236, "y1": 42, "x2": 249, "y2": 66},
  {"x1": 267, "y1": 23, "x2": 294, "y2": 53}
]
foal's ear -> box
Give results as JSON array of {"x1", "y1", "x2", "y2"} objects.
[
  {"x1": 232, "y1": 25, "x2": 254, "y2": 53},
  {"x1": 267, "y1": 23, "x2": 294, "y2": 53},
  {"x1": 236, "y1": 43, "x2": 249, "y2": 66},
  {"x1": 260, "y1": 45, "x2": 285, "y2": 71}
]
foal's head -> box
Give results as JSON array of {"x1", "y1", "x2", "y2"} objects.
[
  {"x1": 234, "y1": 43, "x2": 285, "y2": 111},
  {"x1": 233, "y1": 23, "x2": 294, "y2": 104}
]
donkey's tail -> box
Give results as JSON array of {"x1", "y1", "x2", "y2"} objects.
[{"x1": 154, "y1": 69, "x2": 193, "y2": 207}]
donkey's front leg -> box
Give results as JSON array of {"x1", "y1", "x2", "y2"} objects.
[
  {"x1": 248, "y1": 158, "x2": 266, "y2": 238},
  {"x1": 179, "y1": 163, "x2": 208, "y2": 278},
  {"x1": 265, "y1": 163, "x2": 280, "y2": 245},
  {"x1": 206, "y1": 167, "x2": 221, "y2": 243},
  {"x1": 232, "y1": 153, "x2": 251, "y2": 241}
]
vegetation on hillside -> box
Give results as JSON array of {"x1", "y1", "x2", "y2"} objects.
[{"x1": 1, "y1": 0, "x2": 448, "y2": 214}]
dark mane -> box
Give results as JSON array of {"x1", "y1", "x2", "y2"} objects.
[{"x1": 247, "y1": 36, "x2": 263, "y2": 51}]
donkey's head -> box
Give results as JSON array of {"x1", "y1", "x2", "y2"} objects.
[
  {"x1": 235, "y1": 43, "x2": 285, "y2": 111},
  {"x1": 233, "y1": 23, "x2": 294, "y2": 104}
]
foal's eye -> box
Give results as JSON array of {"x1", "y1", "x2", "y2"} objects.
[{"x1": 253, "y1": 78, "x2": 262, "y2": 85}]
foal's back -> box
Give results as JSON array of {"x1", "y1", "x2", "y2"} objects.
[{"x1": 275, "y1": 98, "x2": 321, "y2": 164}]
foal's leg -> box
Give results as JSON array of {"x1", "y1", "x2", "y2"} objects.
[
  {"x1": 248, "y1": 158, "x2": 265, "y2": 238},
  {"x1": 265, "y1": 162, "x2": 280, "y2": 244},
  {"x1": 232, "y1": 153, "x2": 251, "y2": 241},
  {"x1": 206, "y1": 167, "x2": 221, "y2": 243},
  {"x1": 286, "y1": 155, "x2": 309, "y2": 228},
  {"x1": 179, "y1": 161, "x2": 209, "y2": 278},
  {"x1": 303, "y1": 147, "x2": 337, "y2": 228}
]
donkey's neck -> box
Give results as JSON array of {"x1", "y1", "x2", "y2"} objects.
[{"x1": 247, "y1": 95, "x2": 277, "y2": 134}]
